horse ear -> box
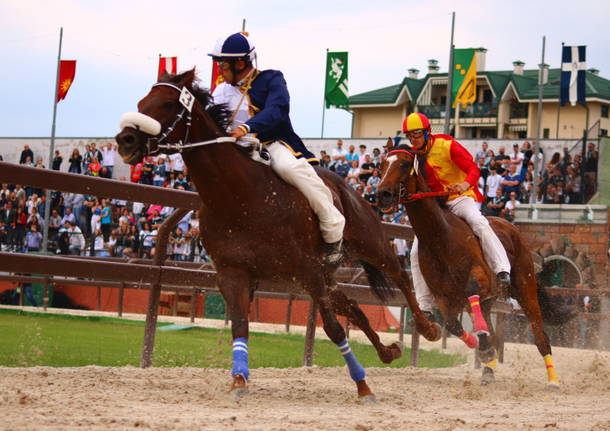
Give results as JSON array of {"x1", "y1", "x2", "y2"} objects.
[
  {"x1": 182, "y1": 68, "x2": 197, "y2": 86},
  {"x1": 386, "y1": 137, "x2": 394, "y2": 151}
]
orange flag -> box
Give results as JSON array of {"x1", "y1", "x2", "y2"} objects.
[{"x1": 57, "y1": 60, "x2": 76, "y2": 102}]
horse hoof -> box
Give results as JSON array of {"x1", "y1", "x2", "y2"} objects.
[
  {"x1": 547, "y1": 381, "x2": 560, "y2": 390},
  {"x1": 477, "y1": 347, "x2": 496, "y2": 364},
  {"x1": 480, "y1": 367, "x2": 495, "y2": 386},
  {"x1": 421, "y1": 322, "x2": 442, "y2": 342},
  {"x1": 358, "y1": 394, "x2": 379, "y2": 404},
  {"x1": 230, "y1": 387, "x2": 249, "y2": 399}
]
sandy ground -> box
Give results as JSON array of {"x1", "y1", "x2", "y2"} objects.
[{"x1": 1, "y1": 307, "x2": 610, "y2": 431}]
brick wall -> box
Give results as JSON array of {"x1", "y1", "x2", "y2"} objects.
[{"x1": 516, "y1": 222, "x2": 608, "y2": 288}]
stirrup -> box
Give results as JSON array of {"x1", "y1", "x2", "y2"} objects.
[{"x1": 324, "y1": 239, "x2": 343, "y2": 265}]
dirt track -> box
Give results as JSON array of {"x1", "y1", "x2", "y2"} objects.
[{"x1": 1, "y1": 339, "x2": 609, "y2": 431}]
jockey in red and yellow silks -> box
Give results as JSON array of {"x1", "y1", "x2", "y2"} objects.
[
  {"x1": 417, "y1": 133, "x2": 484, "y2": 203},
  {"x1": 402, "y1": 113, "x2": 511, "y2": 317}
]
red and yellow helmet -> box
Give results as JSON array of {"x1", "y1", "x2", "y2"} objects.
[{"x1": 402, "y1": 113, "x2": 431, "y2": 133}]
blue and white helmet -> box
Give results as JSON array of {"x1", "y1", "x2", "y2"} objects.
[{"x1": 208, "y1": 32, "x2": 256, "y2": 61}]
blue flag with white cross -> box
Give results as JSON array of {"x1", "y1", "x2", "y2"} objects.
[{"x1": 560, "y1": 45, "x2": 586, "y2": 107}]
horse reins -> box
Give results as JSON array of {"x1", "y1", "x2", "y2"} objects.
[
  {"x1": 385, "y1": 149, "x2": 459, "y2": 203},
  {"x1": 143, "y1": 82, "x2": 236, "y2": 155}
]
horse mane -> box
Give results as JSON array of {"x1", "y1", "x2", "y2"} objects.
[{"x1": 159, "y1": 72, "x2": 232, "y2": 133}]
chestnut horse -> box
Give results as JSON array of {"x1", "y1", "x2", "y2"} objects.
[
  {"x1": 376, "y1": 144, "x2": 574, "y2": 387},
  {"x1": 115, "y1": 70, "x2": 440, "y2": 402}
]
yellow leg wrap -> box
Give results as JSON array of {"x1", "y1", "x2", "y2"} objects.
[
  {"x1": 544, "y1": 354, "x2": 559, "y2": 386},
  {"x1": 483, "y1": 358, "x2": 497, "y2": 370}
]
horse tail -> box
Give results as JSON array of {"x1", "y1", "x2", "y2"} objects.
[
  {"x1": 360, "y1": 261, "x2": 395, "y2": 303},
  {"x1": 536, "y1": 281, "x2": 577, "y2": 326}
]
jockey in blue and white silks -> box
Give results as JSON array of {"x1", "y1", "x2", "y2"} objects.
[{"x1": 209, "y1": 32, "x2": 345, "y2": 263}]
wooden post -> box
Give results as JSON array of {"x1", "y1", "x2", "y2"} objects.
[
  {"x1": 345, "y1": 318, "x2": 350, "y2": 339},
  {"x1": 398, "y1": 306, "x2": 405, "y2": 345},
  {"x1": 285, "y1": 295, "x2": 293, "y2": 333},
  {"x1": 189, "y1": 290, "x2": 197, "y2": 323},
  {"x1": 43, "y1": 277, "x2": 49, "y2": 311},
  {"x1": 410, "y1": 322, "x2": 419, "y2": 367},
  {"x1": 254, "y1": 297, "x2": 260, "y2": 322},
  {"x1": 496, "y1": 312, "x2": 506, "y2": 363},
  {"x1": 303, "y1": 300, "x2": 318, "y2": 367},
  {"x1": 117, "y1": 282, "x2": 125, "y2": 317},
  {"x1": 171, "y1": 292, "x2": 178, "y2": 316},
  {"x1": 96, "y1": 286, "x2": 102, "y2": 311},
  {"x1": 441, "y1": 327, "x2": 448, "y2": 350}
]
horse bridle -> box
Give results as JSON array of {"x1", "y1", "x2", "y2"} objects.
[
  {"x1": 384, "y1": 149, "x2": 458, "y2": 203},
  {"x1": 119, "y1": 82, "x2": 236, "y2": 156},
  {"x1": 385, "y1": 149, "x2": 416, "y2": 204}
]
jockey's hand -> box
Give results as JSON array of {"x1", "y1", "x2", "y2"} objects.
[
  {"x1": 229, "y1": 127, "x2": 247, "y2": 139},
  {"x1": 449, "y1": 181, "x2": 471, "y2": 194}
]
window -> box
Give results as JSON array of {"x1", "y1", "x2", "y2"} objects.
[
  {"x1": 517, "y1": 131, "x2": 527, "y2": 139},
  {"x1": 601, "y1": 129, "x2": 608, "y2": 137},
  {"x1": 602, "y1": 105, "x2": 609, "y2": 118},
  {"x1": 543, "y1": 128, "x2": 550, "y2": 139},
  {"x1": 440, "y1": 96, "x2": 446, "y2": 105},
  {"x1": 483, "y1": 89, "x2": 493, "y2": 104}
]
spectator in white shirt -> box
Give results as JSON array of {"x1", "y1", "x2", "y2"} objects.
[
  {"x1": 331, "y1": 139, "x2": 348, "y2": 162},
  {"x1": 510, "y1": 143, "x2": 525, "y2": 174},
  {"x1": 102, "y1": 143, "x2": 117, "y2": 178},
  {"x1": 169, "y1": 153, "x2": 185, "y2": 174}
]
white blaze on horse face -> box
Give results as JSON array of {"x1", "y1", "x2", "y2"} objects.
[{"x1": 386, "y1": 155, "x2": 398, "y2": 177}]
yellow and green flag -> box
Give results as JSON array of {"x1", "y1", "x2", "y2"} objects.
[{"x1": 452, "y1": 48, "x2": 477, "y2": 108}]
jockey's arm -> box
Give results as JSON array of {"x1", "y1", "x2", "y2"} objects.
[{"x1": 243, "y1": 72, "x2": 289, "y2": 136}]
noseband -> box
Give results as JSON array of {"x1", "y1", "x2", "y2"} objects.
[{"x1": 119, "y1": 82, "x2": 236, "y2": 156}]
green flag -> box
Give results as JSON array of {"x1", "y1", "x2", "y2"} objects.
[
  {"x1": 452, "y1": 48, "x2": 477, "y2": 108},
  {"x1": 325, "y1": 51, "x2": 349, "y2": 108}
]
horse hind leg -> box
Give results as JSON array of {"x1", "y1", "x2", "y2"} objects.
[
  {"x1": 309, "y1": 278, "x2": 378, "y2": 403},
  {"x1": 513, "y1": 269, "x2": 560, "y2": 389},
  {"x1": 327, "y1": 285, "x2": 402, "y2": 364}
]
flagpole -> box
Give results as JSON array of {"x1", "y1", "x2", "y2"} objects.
[
  {"x1": 42, "y1": 27, "x2": 63, "y2": 253},
  {"x1": 321, "y1": 48, "x2": 328, "y2": 138},
  {"x1": 443, "y1": 11, "x2": 455, "y2": 135},
  {"x1": 532, "y1": 35, "x2": 546, "y2": 204},
  {"x1": 242, "y1": 18, "x2": 246, "y2": 31},
  {"x1": 555, "y1": 42, "x2": 564, "y2": 138}
]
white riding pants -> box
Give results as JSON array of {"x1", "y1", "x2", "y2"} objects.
[
  {"x1": 411, "y1": 196, "x2": 511, "y2": 312},
  {"x1": 267, "y1": 142, "x2": 345, "y2": 243}
]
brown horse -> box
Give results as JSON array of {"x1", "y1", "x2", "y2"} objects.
[
  {"x1": 376, "y1": 144, "x2": 574, "y2": 387},
  {"x1": 115, "y1": 70, "x2": 440, "y2": 402}
]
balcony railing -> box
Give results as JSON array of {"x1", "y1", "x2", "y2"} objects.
[
  {"x1": 418, "y1": 105, "x2": 454, "y2": 119},
  {"x1": 460, "y1": 102, "x2": 498, "y2": 118},
  {"x1": 418, "y1": 103, "x2": 498, "y2": 119}
]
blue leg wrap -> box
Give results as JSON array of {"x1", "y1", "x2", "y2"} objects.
[
  {"x1": 232, "y1": 337, "x2": 249, "y2": 381},
  {"x1": 337, "y1": 339, "x2": 366, "y2": 382}
]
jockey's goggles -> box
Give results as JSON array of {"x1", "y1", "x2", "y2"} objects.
[
  {"x1": 216, "y1": 60, "x2": 232, "y2": 70},
  {"x1": 405, "y1": 129, "x2": 425, "y2": 139}
]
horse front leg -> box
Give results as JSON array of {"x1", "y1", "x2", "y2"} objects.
[{"x1": 217, "y1": 269, "x2": 253, "y2": 397}]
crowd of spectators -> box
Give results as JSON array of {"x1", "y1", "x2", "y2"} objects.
[
  {"x1": 474, "y1": 141, "x2": 599, "y2": 222},
  {"x1": 0, "y1": 143, "x2": 207, "y2": 262},
  {"x1": 0, "y1": 138, "x2": 600, "y2": 262}
]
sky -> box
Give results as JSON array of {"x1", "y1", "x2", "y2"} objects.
[{"x1": 1, "y1": 0, "x2": 609, "y2": 139}]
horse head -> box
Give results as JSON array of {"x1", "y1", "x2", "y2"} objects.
[
  {"x1": 376, "y1": 144, "x2": 418, "y2": 213},
  {"x1": 115, "y1": 69, "x2": 227, "y2": 165}
]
